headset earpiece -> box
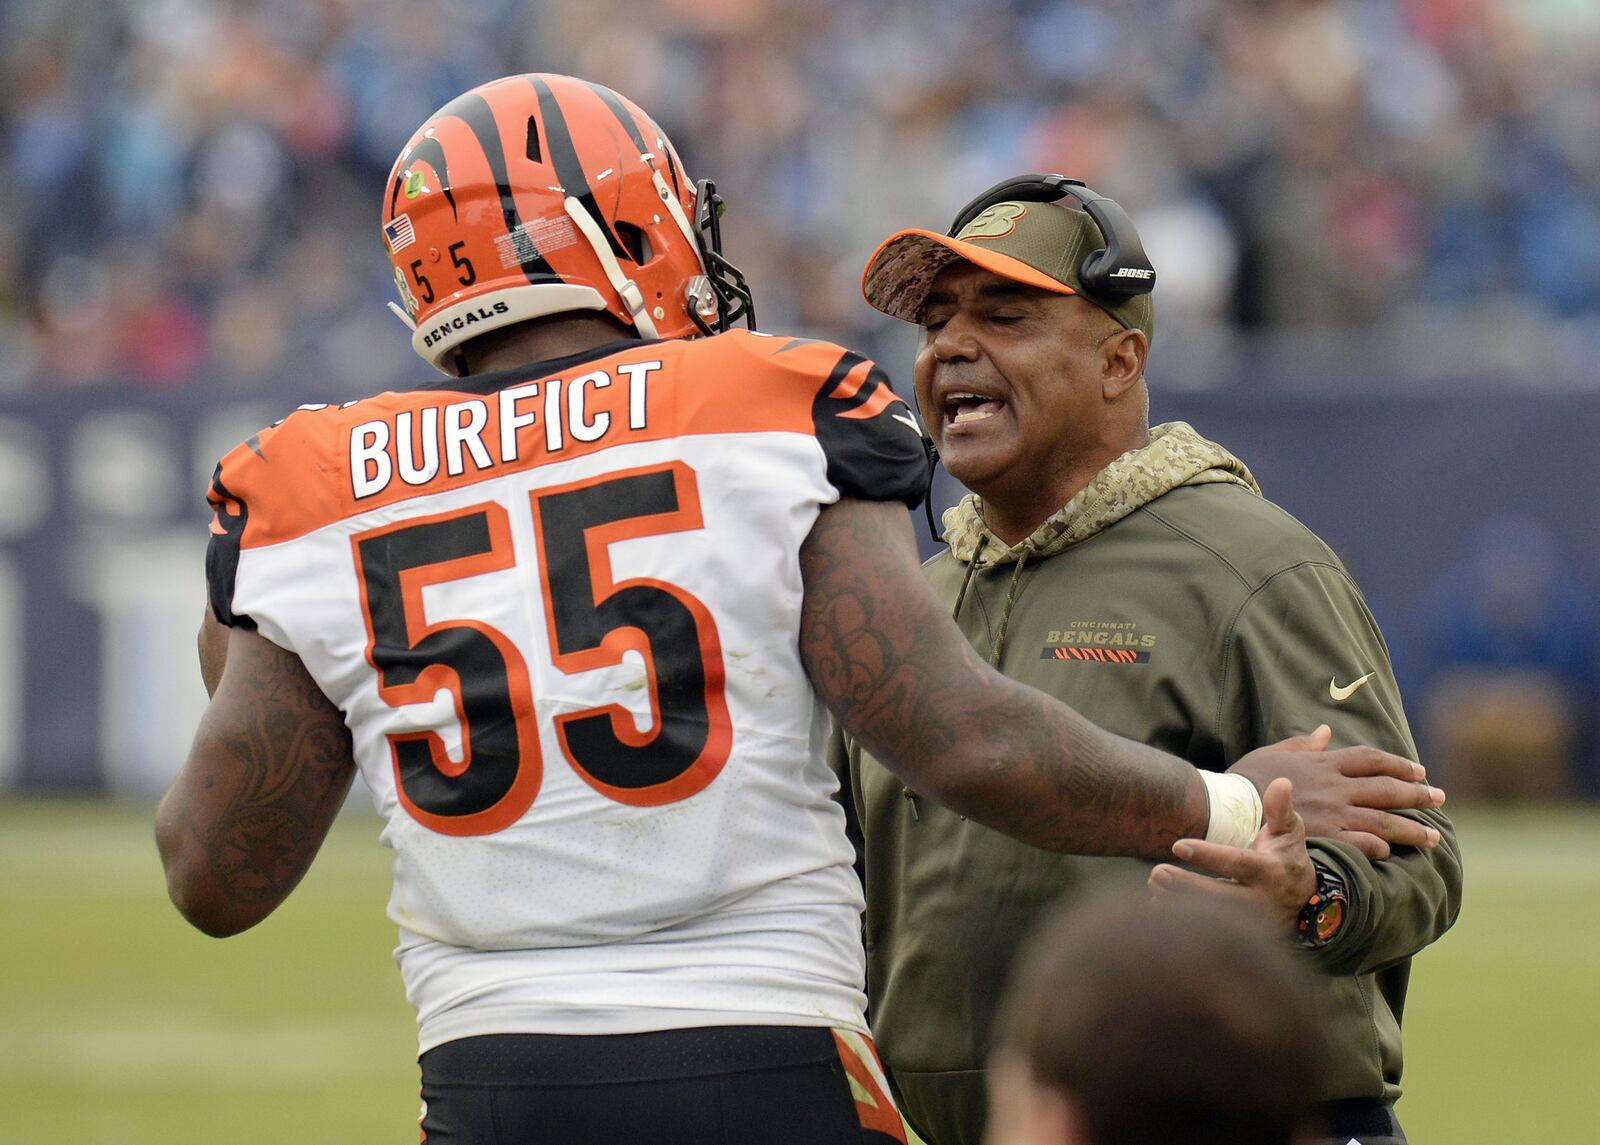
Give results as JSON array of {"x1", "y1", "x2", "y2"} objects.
[{"x1": 947, "y1": 174, "x2": 1156, "y2": 302}]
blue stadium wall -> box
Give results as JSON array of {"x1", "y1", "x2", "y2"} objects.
[{"x1": 3, "y1": 384, "x2": 1597, "y2": 792}]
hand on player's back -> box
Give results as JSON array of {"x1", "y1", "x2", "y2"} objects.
[{"x1": 1228, "y1": 724, "x2": 1445, "y2": 860}]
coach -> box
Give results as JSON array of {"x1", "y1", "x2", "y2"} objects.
[{"x1": 832, "y1": 176, "x2": 1462, "y2": 1145}]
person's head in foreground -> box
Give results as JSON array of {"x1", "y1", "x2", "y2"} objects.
[{"x1": 986, "y1": 893, "x2": 1323, "y2": 1145}]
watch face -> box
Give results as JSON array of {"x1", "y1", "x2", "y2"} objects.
[
  {"x1": 1297, "y1": 886, "x2": 1348, "y2": 948},
  {"x1": 1313, "y1": 896, "x2": 1346, "y2": 943}
]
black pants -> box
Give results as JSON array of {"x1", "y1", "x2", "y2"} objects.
[
  {"x1": 1308, "y1": 1098, "x2": 1407, "y2": 1145},
  {"x1": 419, "y1": 1026, "x2": 906, "y2": 1144}
]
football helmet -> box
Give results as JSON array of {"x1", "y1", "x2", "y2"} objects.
[{"x1": 381, "y1": 73, "x2": 754, "y2": 374}]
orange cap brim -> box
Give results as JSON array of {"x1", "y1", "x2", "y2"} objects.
[{"x1": 860, "y1": 228, "x2": 1076, "y2": 322}]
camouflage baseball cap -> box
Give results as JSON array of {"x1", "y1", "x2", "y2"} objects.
[{"x1": 861, "y1": 199, "x2": 1154, "y2": 341}]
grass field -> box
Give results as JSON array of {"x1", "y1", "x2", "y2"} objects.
[{"x1": 2, "y1": 799, "x2": 1596, "y2": 1143}]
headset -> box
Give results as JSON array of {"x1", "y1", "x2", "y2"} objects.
[
  {"x1": 948, "y1": 173, "x2": 1156, "y2": 301},
  {"x1": 919, "y1": 174, "x2": 1155, "y2": 541}
]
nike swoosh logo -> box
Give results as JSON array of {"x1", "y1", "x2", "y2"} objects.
[
  {"x1": 890, "y1": 411, "x2": 922, "y2": 435},
  {"x1": 1329, "y1": 672, "x2": 1376, "y2": 702}
]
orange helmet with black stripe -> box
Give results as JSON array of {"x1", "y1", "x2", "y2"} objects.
[{"x1": 381, "y1": 73, "x2": 754, "y2": 374}]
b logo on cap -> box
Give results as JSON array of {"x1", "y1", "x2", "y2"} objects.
[{"x1": 959, "y1": 203, "x2": 1026, "y2": 240}]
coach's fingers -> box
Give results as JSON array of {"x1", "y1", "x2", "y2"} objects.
[
  {"x1": 1261, "y1": 777, "x2": 1301, "y2": 840},
  {"x1": 1264, "y1": 724, "x2": 1333, "y2": 754},
  {"x1": 1170, "y1": 838, "x2": 1269, "y2": 882},
  {"x1": 1333, "y1": 747, "x2": 1427, "y2": 783},
  {"x1": 1149, "y1": 864, "x2": 1255, "y2": 903},
  {"x1": 1348, "y1": 775, "x2": 1446, "y2": 811},
  {"x1": 1347, "y1": 808, "x2": 1443, "y2": 849},
  {"x1": 1336, "y1": 830, "x2": 1392, "y2": 861}
]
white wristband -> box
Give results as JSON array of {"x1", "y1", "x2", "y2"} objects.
[{"x1": 1200, "y1": 771, "x2": 1264, "y2": 849}]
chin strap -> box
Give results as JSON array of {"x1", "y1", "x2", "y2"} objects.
[
  {"x1": 386, "y1": 301, "x2": 417, "y2": 330},
  {"x1": 650, "y1": 168, "x2": 702, "y2": 267},
  {"x1": 625, "y1": 140, "x2": 724, "y2": 335},
  {"x1": 562, "y1": 195, "x2": 660, "y2": 340}
]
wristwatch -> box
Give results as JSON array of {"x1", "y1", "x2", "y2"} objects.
[{"x1": 1295, "y1": 860, "x2": 1349, "y2": 949}]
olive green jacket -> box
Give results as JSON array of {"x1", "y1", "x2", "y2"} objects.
[{"x1": 832, "y1": 422, "x2": 1463, "y2": 1145}]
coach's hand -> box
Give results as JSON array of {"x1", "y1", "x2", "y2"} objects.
[
  {"x1": 1227, "y1": 725, "x2": 1444, "y2": 860},
  {"x1": 1149, "y1": 778, "x2": 1315, "y2": 931}
]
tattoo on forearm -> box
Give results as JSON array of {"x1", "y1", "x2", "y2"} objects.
[
  {"x1": 194, "y1": 648, "x2": 353, "y2": 904},
  {"x1": 802, "y1": 505, "x2": 1205, "y2": 858}
]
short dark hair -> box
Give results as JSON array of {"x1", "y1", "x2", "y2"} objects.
[{"x1": 993, "y1": 893, "x2": 1323, "y2": 1145}]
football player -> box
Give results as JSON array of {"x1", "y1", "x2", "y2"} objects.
[{"x1": 157, "y1": 74, "x2": 1443, "y2": 1143}]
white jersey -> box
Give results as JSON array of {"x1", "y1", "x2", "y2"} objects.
[{"x1": 205, "y1": 331, "x2": 928, "y2": 1051}]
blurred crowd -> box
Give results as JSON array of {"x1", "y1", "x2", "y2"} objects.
[{"x1": 3, "y1": 0, "x2": 1600, "y2": 395}]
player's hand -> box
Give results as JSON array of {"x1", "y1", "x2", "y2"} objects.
[
  {"x1": 1227, "y1": 724, "x2": 1444, "y2": 861},
  {"x1": 1149, "y1": 778, "x2": 1316, "y2": 932}
]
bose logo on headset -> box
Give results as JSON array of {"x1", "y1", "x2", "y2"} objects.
[{"x1": 1110, "y1": 267, "x2": 1154, "y2": 280}]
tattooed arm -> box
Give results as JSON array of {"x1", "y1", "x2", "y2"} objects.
[
  {"x1": 156, "y1": 625, "x2": 355, "y2": 936},
  {"x1": 799, "y1": 499, "x2": 1443, "y2": 859},
  {"x1": 799, "y1": 497, "x2": 1209, "y2": 858}
]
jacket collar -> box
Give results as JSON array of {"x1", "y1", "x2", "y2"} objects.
[{"x1": 942, "y1": 422, "x2": 1260, "y2": 568}]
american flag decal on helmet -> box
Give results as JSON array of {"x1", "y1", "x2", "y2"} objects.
[{"x1": 384, "y1": 214, "x2": 417, "y2": 253}]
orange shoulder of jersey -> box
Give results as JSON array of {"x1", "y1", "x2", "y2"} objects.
[
  {"x1": 684, "y1": 332, "x2": 921, "y2": 470},
  {"x1": 207, "y1": 408, "x2": 348, "y2": 550},
  {"x1": 206, "y1": 334, "x2": 916, "y2": 551},
  {"x1": 673, "y1": 330, "x2": 908, "y2": 428}
]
